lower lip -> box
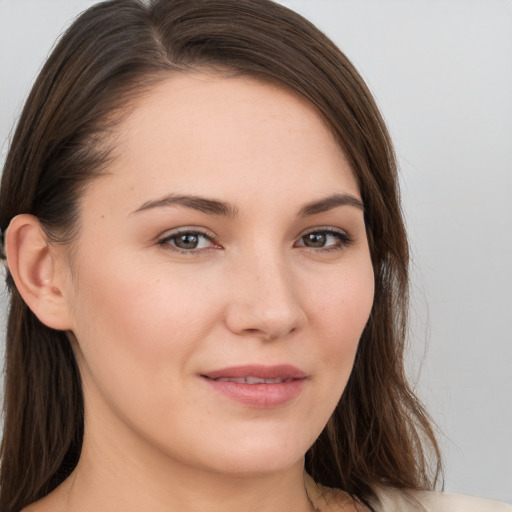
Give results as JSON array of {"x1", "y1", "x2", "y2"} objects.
[{"x1": 202, "y1": 378, "x2": 306, "y2": 408}]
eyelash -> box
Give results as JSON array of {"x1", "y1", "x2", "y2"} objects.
[
  {"x1": 158, "y1": 227, "x2": 353, "y2": 255},
  {"x1": 158, "y1": 228, "x2": 220, "y2": 255},
  {"x1": 295, "y1": 227, "x2": 354, "y2": 253}
]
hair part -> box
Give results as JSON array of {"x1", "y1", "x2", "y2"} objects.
[{"x1": 0, "y1": 1, "x2": 441, "y2": 511}]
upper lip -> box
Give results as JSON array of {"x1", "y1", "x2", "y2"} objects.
[{"x1": 201, "y1": 364, "x2": 307, "y2": 381}]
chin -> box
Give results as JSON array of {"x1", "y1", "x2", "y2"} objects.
[
  {"x1": 183, "y1": 430, "x2": 315, "y2": 477},
  {"x1": 206, "y1": 451, "x2": 305, "y2": 477}
]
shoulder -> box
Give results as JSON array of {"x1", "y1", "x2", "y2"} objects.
[
  {"x1": 304, "y1": 473, "x2": 370, "y2": 511},
  {"x1": 414, "y1": 490, "x2": 511, "y2": 512},
  {"x1": 371, "y1": 486, "x2": 511, "y2": 512},
  {"x1": 305, "y1": 475, "x2": 511, "y2": 512}
]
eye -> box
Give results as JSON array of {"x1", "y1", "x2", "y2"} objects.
[
  {"x1": 159, "y1": 229, "x2": 218, "y2": 253},
  {"x1": 295, "y1": 228, "x2": 352, "y2": 251}
]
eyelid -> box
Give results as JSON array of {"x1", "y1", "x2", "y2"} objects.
[
  {"x1": 295, "y1": 226, "x2": 353, "y2": 250},
  {"x1": 158, "y1": 227, "x2": 220, "y2": 254},
  {"x1": 156, "y1": 225, "x2": 353, "y2": 255},
  {"x1": 159, "y1": 226, "x2": 217, "y2": 239}
]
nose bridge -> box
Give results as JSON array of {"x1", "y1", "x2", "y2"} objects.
[{"x1": 225, "y1": 245, "x2": 305, "y2": 339}]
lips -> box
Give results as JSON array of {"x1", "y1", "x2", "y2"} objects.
[
  {"x1": 213, "y1": 376, "x2": 290, "y2": 384},
  {"x1": 202, "y1": 364, "x2": 306, "y2": 380},
  {"x1": 200, "y1": 365, "x2": 307, "y2": 408}
]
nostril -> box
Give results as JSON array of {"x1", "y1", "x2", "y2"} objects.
[{"x1": 242, "y1": 328, "x2": 274, "y2": 341}]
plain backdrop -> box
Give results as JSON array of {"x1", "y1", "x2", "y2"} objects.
[{"x1": 0, "y1": 0, "x2": 511, "y2": 503}]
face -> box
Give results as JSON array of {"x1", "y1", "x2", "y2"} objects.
[{"x1": 61, "y1": 73, "x2": 374, "y2": 476}]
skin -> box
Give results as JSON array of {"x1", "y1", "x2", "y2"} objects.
[{"x1": 18, "y1": 73, "x2": 374, "y2": 512}]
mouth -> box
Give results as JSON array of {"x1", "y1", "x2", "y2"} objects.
[
  {"x1": 210, "y1": 376, "x2": 294, "y2": 384},
  {"x1": 200, "y1": 365, "x2": 307, "y2": 408},
  {"x1": 201, "y1": 364, "x2": 307, "y2": 381}
]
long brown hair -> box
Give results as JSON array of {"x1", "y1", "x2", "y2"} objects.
[{"x1": 0, "y1": 1, "x2": 442, "y2": 510}]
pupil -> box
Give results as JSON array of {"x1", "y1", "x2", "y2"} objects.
[
  {"x1": 305, "y1": 233, "x2": 326, "y2": 247},
  {"x1": 176, "y1": 233, "x2": 198, "y2": 249}
]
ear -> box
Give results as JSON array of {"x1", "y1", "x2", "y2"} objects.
[{"x1": 5, "y1": 214, "x2": 73, "y2": 331}]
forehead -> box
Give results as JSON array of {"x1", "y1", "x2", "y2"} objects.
[{"x1": 86, "y1": 72, "x2": 360, "y2": 215}]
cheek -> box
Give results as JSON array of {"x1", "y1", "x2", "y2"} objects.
[
  {"x1": 68, "y1": 256, "x2": 229, "y2": 450},
  {"x1": 69, "y1": 253, "x2": 221, "y2": 392},
  {"x1": 305, "y1": 257, "x2": 374, "y2": 383},
  {"x1": 310, "y1": 259, "x2": 374, "y2": 339}
]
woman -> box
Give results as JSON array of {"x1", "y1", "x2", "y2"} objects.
[{"x1": 0, "y1": 1, "x2": 509, "y2": 511}]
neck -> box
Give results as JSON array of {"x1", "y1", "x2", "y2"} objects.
[
  {"x1": 66, "y1": 452, "x2": 313, "y2": 512},
  {"x1": 54, "y1": 404, "x2": 314, "y2": 512}
]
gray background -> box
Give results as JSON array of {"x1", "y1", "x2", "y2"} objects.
[{"x1": 1, "y1": 0, "x2": 511, "y2": 503}]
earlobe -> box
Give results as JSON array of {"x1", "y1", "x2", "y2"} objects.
[{"x1": 5, "y1": 214, "x2": 73, "y2": 331}]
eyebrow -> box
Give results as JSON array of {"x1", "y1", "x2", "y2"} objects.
[
  {"x1": 297, "y1": 193, "x2": 364, "y2": 216},
  {"x1": 131, "y1": 194, "x2": 239, "y2": 218},
  {"x1": 131, "y1": 192, "x2": 364, "y2": 217}
]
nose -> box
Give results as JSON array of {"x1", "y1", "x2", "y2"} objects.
[{"x1": 224, "y1": 253, "x2": 307, "y2": 341}]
